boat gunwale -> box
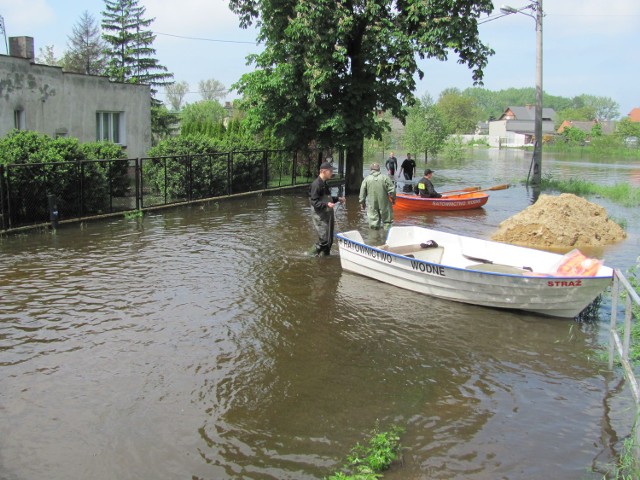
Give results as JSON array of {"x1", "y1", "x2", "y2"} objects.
[{"x1": 335, "y1": 231, "x2": 614, "y2": 281}]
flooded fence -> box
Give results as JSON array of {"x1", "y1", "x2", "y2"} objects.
[
  {"x1": 609, "y1": 268, "x2": 640, "y2": 448},
  {"x1": 0, "y1": 148, "x2": 342, "y2": 232}
]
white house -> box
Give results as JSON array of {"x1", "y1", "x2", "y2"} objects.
[
  {"x1": 0, "y1": 36, "x2": 151, "y2": 158},
  {"x1": 488, "y1": 105, "x2": 557, "y2": 148}
]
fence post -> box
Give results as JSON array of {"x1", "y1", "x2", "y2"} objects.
[
  {"x1": 135, "y1": 158, "x2": 141, "y2": 210},
  {"x1": 79, "y1": 161, "x2": 84, "y2": 217},
  {"x1": 47, "y1": 194, "x2": 59, "y2": 229},
  {"x1": 0, "y1": 164, "x2": 5, "y2": 231},
  {"x1": 263, "y1": 150, "x2": 268, "y2": 189},
  {"x1": 187, "y1": 154, "x2": 193, "y2": 202},
  {"x1": 292, "y1": 151, "x2": 297, "y2": 186},
  {"x1": 609, "y1": 274, "x2": 619, "y2": 370},
  {"x1": 228, "y1": 152, "x2": 233, "y2": 196}
]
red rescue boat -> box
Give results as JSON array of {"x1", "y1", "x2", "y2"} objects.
[{"x1": 394, "y1": 191, "x2": 489, "y2": 212}]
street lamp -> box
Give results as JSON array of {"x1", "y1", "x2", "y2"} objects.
[{"x1": 500, "y1": 1, "x2": 543, "y2": 185}]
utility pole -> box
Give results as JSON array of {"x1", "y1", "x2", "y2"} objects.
[
  {"x1": 500, "y1": 1, "x2": 543, "y2": 185},
  {"x1": 0, "y1": 15, "x2": 9, "y2": 54}
]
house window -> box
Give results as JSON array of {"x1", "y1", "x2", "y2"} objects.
[
  {"x1": 14, "y1": 109, "x2": 25, "y2": 130},
  {"x1": 96, "y1": 111, "x2": 124, "y2": 144}
]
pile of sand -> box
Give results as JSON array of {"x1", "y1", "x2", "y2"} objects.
[{"x1": 491, "y1": 193, "x2": 626, "y2": 249}]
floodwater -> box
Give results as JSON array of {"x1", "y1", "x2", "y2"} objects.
[{"x1": 1, "y1": 149, "x2": 639, "y2": 479}]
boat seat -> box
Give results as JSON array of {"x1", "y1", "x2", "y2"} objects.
[
  {"x1": 411, "y1": 247, "x2": 444, "y2": 263},
  {"x1": 466, "y1": 263, "x2": 529, "y2": 275}
]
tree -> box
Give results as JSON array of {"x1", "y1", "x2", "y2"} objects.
[
  {"x1": 151, "y1": 103, "x2": 179, "y2": 145},
  {"x1": 180, "y1": 100, "x2": 227, "y2": 137},
  {"x1": 36, "y1": 45, "x2": 60, "y2": 66},
  {"x1": 403, "y1": 95, "x2": 447, "y2": 162},
  {"x1": 165, "y1": 81, "x2": 190, "y2": 111},
  {"x1": 555, "y1": 106, "x2": 595, "y2": 128},
  {"x1": 101, "y1": 0, "x2": 173, "y2": 95},
  {"x1": 61, "y1": 11, "x2": 107, "y2": 75},
  {"x1": 198, "y1": 79, "x2": 226, "y2": 102},
  {"x1": 615, "y1": 118, "x2": 640, "y2": 139},
  {"x1": 574, "y1": 94, "x2": 620, "y2": 121},
  {"x1": 101, "y1": 0, "x2": 173, "y2": 141},
  {"x1": 560, "y1": 126, "x2": 587, "y2": 145},
  {"x1": 229, "y1": 0, "x2": 494, "y2": 193},
  {"x1": 437, "y1": 88, "x2": 481, "y2": 134}
]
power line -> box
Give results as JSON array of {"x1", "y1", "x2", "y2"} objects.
[{"x1": 154, "y1": 31, "x2": 259, "y2": 45}]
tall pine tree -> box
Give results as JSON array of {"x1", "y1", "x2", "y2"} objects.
[
  {"x1": 62, "y1": 11, "x2": 106, "y2": 75},
  {"x1": 101, "y1": 0, "x2": 173, "y2": 97}
]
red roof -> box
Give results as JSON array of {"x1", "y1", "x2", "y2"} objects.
[{"x1": 628, "y1": 108, "x2": 640, "y2": 122}]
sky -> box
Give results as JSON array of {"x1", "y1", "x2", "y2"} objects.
[{"x1": 1, "y1": 0, "x2": 639, "y2": 118}]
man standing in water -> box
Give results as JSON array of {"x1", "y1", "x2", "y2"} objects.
[
  {"x1": 309, "y1": 162, "x2": 345, "y2": 256},
  {"x1": 399, "y1": 153, "x2": 416, "y2": 181},
  {"x1": 359, "y1": 163, "x2": 396, "y2": 229},
  {"x1": 399, "y1": 153, "x2": 417, "y2": 193},
  {"x1": 385, "y1": 152, "x2": 398, "y2": 178}
]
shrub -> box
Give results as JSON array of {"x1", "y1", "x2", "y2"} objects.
[{"x1": 0, "y1": 130, "x2": 125, "y2": 222}]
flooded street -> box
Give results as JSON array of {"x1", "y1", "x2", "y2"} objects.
[{"x1": 1, "y1": 149, "x2": 639, "y2": 479}]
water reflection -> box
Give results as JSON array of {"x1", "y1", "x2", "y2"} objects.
[{"x1": 1, "y1": 151, "x2": 639, "y2": 479}]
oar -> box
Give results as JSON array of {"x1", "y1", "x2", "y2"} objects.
[
  {"x1": 462, "y1": 253, "x2": 533, "y2": 272},
  {"x1": 440, "y1": 186, "x2": 481, "y2": 194},
  {"x1": 476, "y1": 183, "x2": 510, "y2": 192},
  {"x1": 442, "y1": 183, "x2": 510, "y2": 197}
]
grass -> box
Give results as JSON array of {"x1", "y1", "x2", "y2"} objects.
[
  {"x1": 539, "y1": 177, "x2": 640, "y2": 208},
  {"x1": 326, "y1": 424, "x2": 404, "y2": 480},
  {"x1": 123, "y1": 209, "x2": 144, "y2": 220},
  {"x1": 603, "y1": 259, "x2": 640, "y2": 479},
  {"x1": 602, "y1": 434, "x2": 640, "y2": 479}
]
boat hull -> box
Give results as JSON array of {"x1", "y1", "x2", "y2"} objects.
[
  {"x1": 336, "y1": 226, "x2": 613, "y2": 318},
  {"x1": 394, "y1": 192, "x2": 489, "y2": 211}
]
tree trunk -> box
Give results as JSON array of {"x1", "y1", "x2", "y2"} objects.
[{"x1": 345, "y1": 141, "x2": 364, "y2": 195}]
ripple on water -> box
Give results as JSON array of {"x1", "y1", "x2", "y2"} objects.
[{"x1": 0, "y1": 190, "x2": 637, "y2": 479}]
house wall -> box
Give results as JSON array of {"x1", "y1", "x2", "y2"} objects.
[
  {"x1": 0, "y1": 54, "x2": 151, "y2": 158},
  {"x1": 487, "y1": 120, "x2": 528, "y2": 147}
]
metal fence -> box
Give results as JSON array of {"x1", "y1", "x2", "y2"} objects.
[
  {"x1": 608, "y1": 268, "x2": 640, "y2": 447},
  {"x1": 0, "y1": 148, "x2": 341, "y2": 231}
]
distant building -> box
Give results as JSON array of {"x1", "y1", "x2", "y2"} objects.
[
  {"x1": 628, "y1": 108, "x2": 640, "y2": 122},
  {"x1": 475, "y1": 121, "x2": 489, "y2": 135},
  {"x1": 557, "y1": 120, "x2": 596, "y2": 135},
  {"x1": 0, "y1": 36, "x2": 151, "y2": 158},
  {"x1": 557, "y1": 119, "x2": 615, "y2": 136},
  {"x1": 488, "y1": 105, "x2": 556, "y2": 147}
]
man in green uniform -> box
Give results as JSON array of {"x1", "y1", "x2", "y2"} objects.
[{"x1": 359, "y1": 163, "x2": 396, "y2": 229}]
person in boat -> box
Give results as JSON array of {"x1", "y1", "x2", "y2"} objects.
[
  {"x1": 359, "y1": 163, "x2": 396, "y2": 229},
  {"x1": 415, "y1": 169, "x2": 442, "y2": 198},
  {"x1": 308, "y1": 161, "x2": 345, "y2": 256},
  {"x1": 385, "y1": 152, "x2": 397, "y2": 178},
  {"x1": 399, "y1": 153, "x2": 417, "y2": 193}
]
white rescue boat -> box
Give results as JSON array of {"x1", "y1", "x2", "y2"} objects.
[{"x1": 336, "y1": 226, "x2": 613, "y2": 318}]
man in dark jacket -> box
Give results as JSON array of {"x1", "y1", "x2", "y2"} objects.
[
  {"x1": 399, "y1": 153, "x2": 416, "y2": 181},
  {"x1": 415, "y1": 169, "x2": 442, "y2": 198},
  {"x1": 308, "y1": 162, "x2": 345, "y2": 256}
]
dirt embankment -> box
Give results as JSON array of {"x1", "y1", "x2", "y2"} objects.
[{"x1": 491, "y1": 193, "x2": 626, "y2": 249}]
